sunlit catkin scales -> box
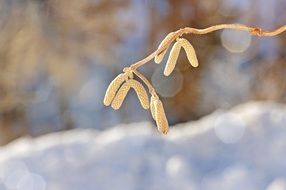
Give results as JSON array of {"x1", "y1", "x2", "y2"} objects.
[
  {"x1": 129, "y1": 79, "x2": 150, "y2": 109},
  {"x1": 111, "y1": 82, "x2": 130, "y2": 110},
  {"x1": 154, "y1": 32, "x2": 175, "y2": 64},
  {"x1": 103, "y1": 73, "x2": 127, "y2": 106},
  {"x1": 111, "y1": 79, "x2": 149, "y2": 110},
  {"x1": 164, "y1": 41, "x2": 181, "y2": 76},
  {"x1": 178, "y1": 38, "x2": 199, "y2": 67},
  {"x1": 150, "y1": 95, "x2": 156, "y2": 120},
  {"x1": 154, "y1": 99, "x2": 169, "y2": 134}
]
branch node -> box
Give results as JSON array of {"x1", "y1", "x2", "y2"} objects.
[{"x1": 250, "y1": 27, "x2": 263, "y2": 36}]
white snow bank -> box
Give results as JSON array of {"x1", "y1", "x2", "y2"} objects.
[{"x1": 0, "y1": 101, "x2": 286, "y2": 190}]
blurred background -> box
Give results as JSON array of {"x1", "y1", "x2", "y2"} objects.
[
  {"x1": 0, "y1": 0, "x2": 285, "y2": 189},
  {"x1": 0, "y1": 0, "x2": 285, "y2": 145}
]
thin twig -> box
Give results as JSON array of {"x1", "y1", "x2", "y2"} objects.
[
  {"x1": 105, "y1": 23, "x2": 286, "y2": 134},
  {"x1": 133, "y1": 70, "x2": 155, "y2": 94},
  {"x1": 130, "y1": 24, "x2": 286, "y2": 70}
]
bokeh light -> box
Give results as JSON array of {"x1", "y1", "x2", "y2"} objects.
[
  {"x1": 221, "y1": 30, "x2": 252, "y2": 53},
  {"x1": 165, "y1": 155, "x2": 189, "y2": 178},
  {"x1": 214, "y1": 113, "x2": 246, "y2": 143},
  {"x1": 17, "y1": 172, "x2": 46, "y2": 190},
  {"x1": 151, "y1": 67, "x2": 183, "y2": 98},
  {"x1": 267, "y1": 178, "x2": 286, "y2": 190}
]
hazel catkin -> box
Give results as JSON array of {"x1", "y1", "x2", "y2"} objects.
[
  {"x1": 111, "y1": 81, "x2": 130, "y2": 110},
  {"x1": 164, "y1": 41, "x2": 181, "y2": 76},
  {"x1": 154, "y1": 32, "x2": 176, "y2": 64},
  {"x1": 178, "y1": 38, "x2": 199, "y2": 67},
  {"x1": 154, "y1": 99, "x2": 169, "y2": 134},
  {"x1": 111, "y1": 79, "x2": 149, "y2": 110},
  {"x1": 103, "y1": 73, "x2": 127, "y2": 106},
  {"x1": 150, "y1": 95, "x2": 157, "y2": 120}
]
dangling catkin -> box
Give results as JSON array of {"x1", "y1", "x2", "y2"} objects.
[
  {"x1": 178, "y1": 38, "x2": 199, "y2": 67},
  {"x1": 103, "y1": 73, "x2": 127, "y2": 106},
  {"x1": 150, "y1": 95, "x2": 156, "y2": 120},
  {"x1": 111, "y1": 79, "x2": 149, "y2": 110},
  {"x1": 154, "y1": 99, "x2": 169, "y2": 134},
  {"x1": 154, "y1": 32, "x2": 175, "y2": 64},
  {"x1": 111, "y1": 81, "x2": 130, "y2": 110},
  {"x1": 128, "y1": 79, "x2": 149, "y2": 109},
  {"x1": 164, "y1": 41, "x2": 181, "y2": 76}
]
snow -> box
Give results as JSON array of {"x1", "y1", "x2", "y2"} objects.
[{"x1": 0, "y1": 101, "x2": 286, "y2": 190}]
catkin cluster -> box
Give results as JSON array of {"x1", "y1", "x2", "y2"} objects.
[
  {"x1": 103, "y1": 32, "x2": 201, "y2": 135},
  {"x1": 155, "y1": 34, "x2": 199, "y2": 76},
  {"x1": 104, "y1": 72, "x2": 149, "y2": 110},
  {"x1": 103, "y1": 70, "x2": 169, "y2": 134},
  {"x1": 103, "y1": 24, "x2": 286, "y2": 135}
]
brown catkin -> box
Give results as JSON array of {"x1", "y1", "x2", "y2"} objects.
[
  {"x1": 154, "y1": 32, "x2": 176, "y2": 64},
  {"x1": 103, "y1": 73, "x2": 127, "y2": 106},
  {"x1": 178, "y1": 38, "x2": 199, "y2": 67},
  {"x1": 164, "y1": 41, "x2": 181, "y2": 76},
  {"x1": 111, "y1": 79, "x2": 149, "y2": 110},
  {"x1": 154, "y1": 99, "x2": 169, "y2": 134}
]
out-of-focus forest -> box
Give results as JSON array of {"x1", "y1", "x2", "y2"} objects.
[{"x1": 0, "y1": 0, "x2": 285, "y2": 145}]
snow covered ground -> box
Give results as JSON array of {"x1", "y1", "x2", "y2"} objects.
[{"x1": 0, "y1": 101, "x2": 286, "y2": 190}]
